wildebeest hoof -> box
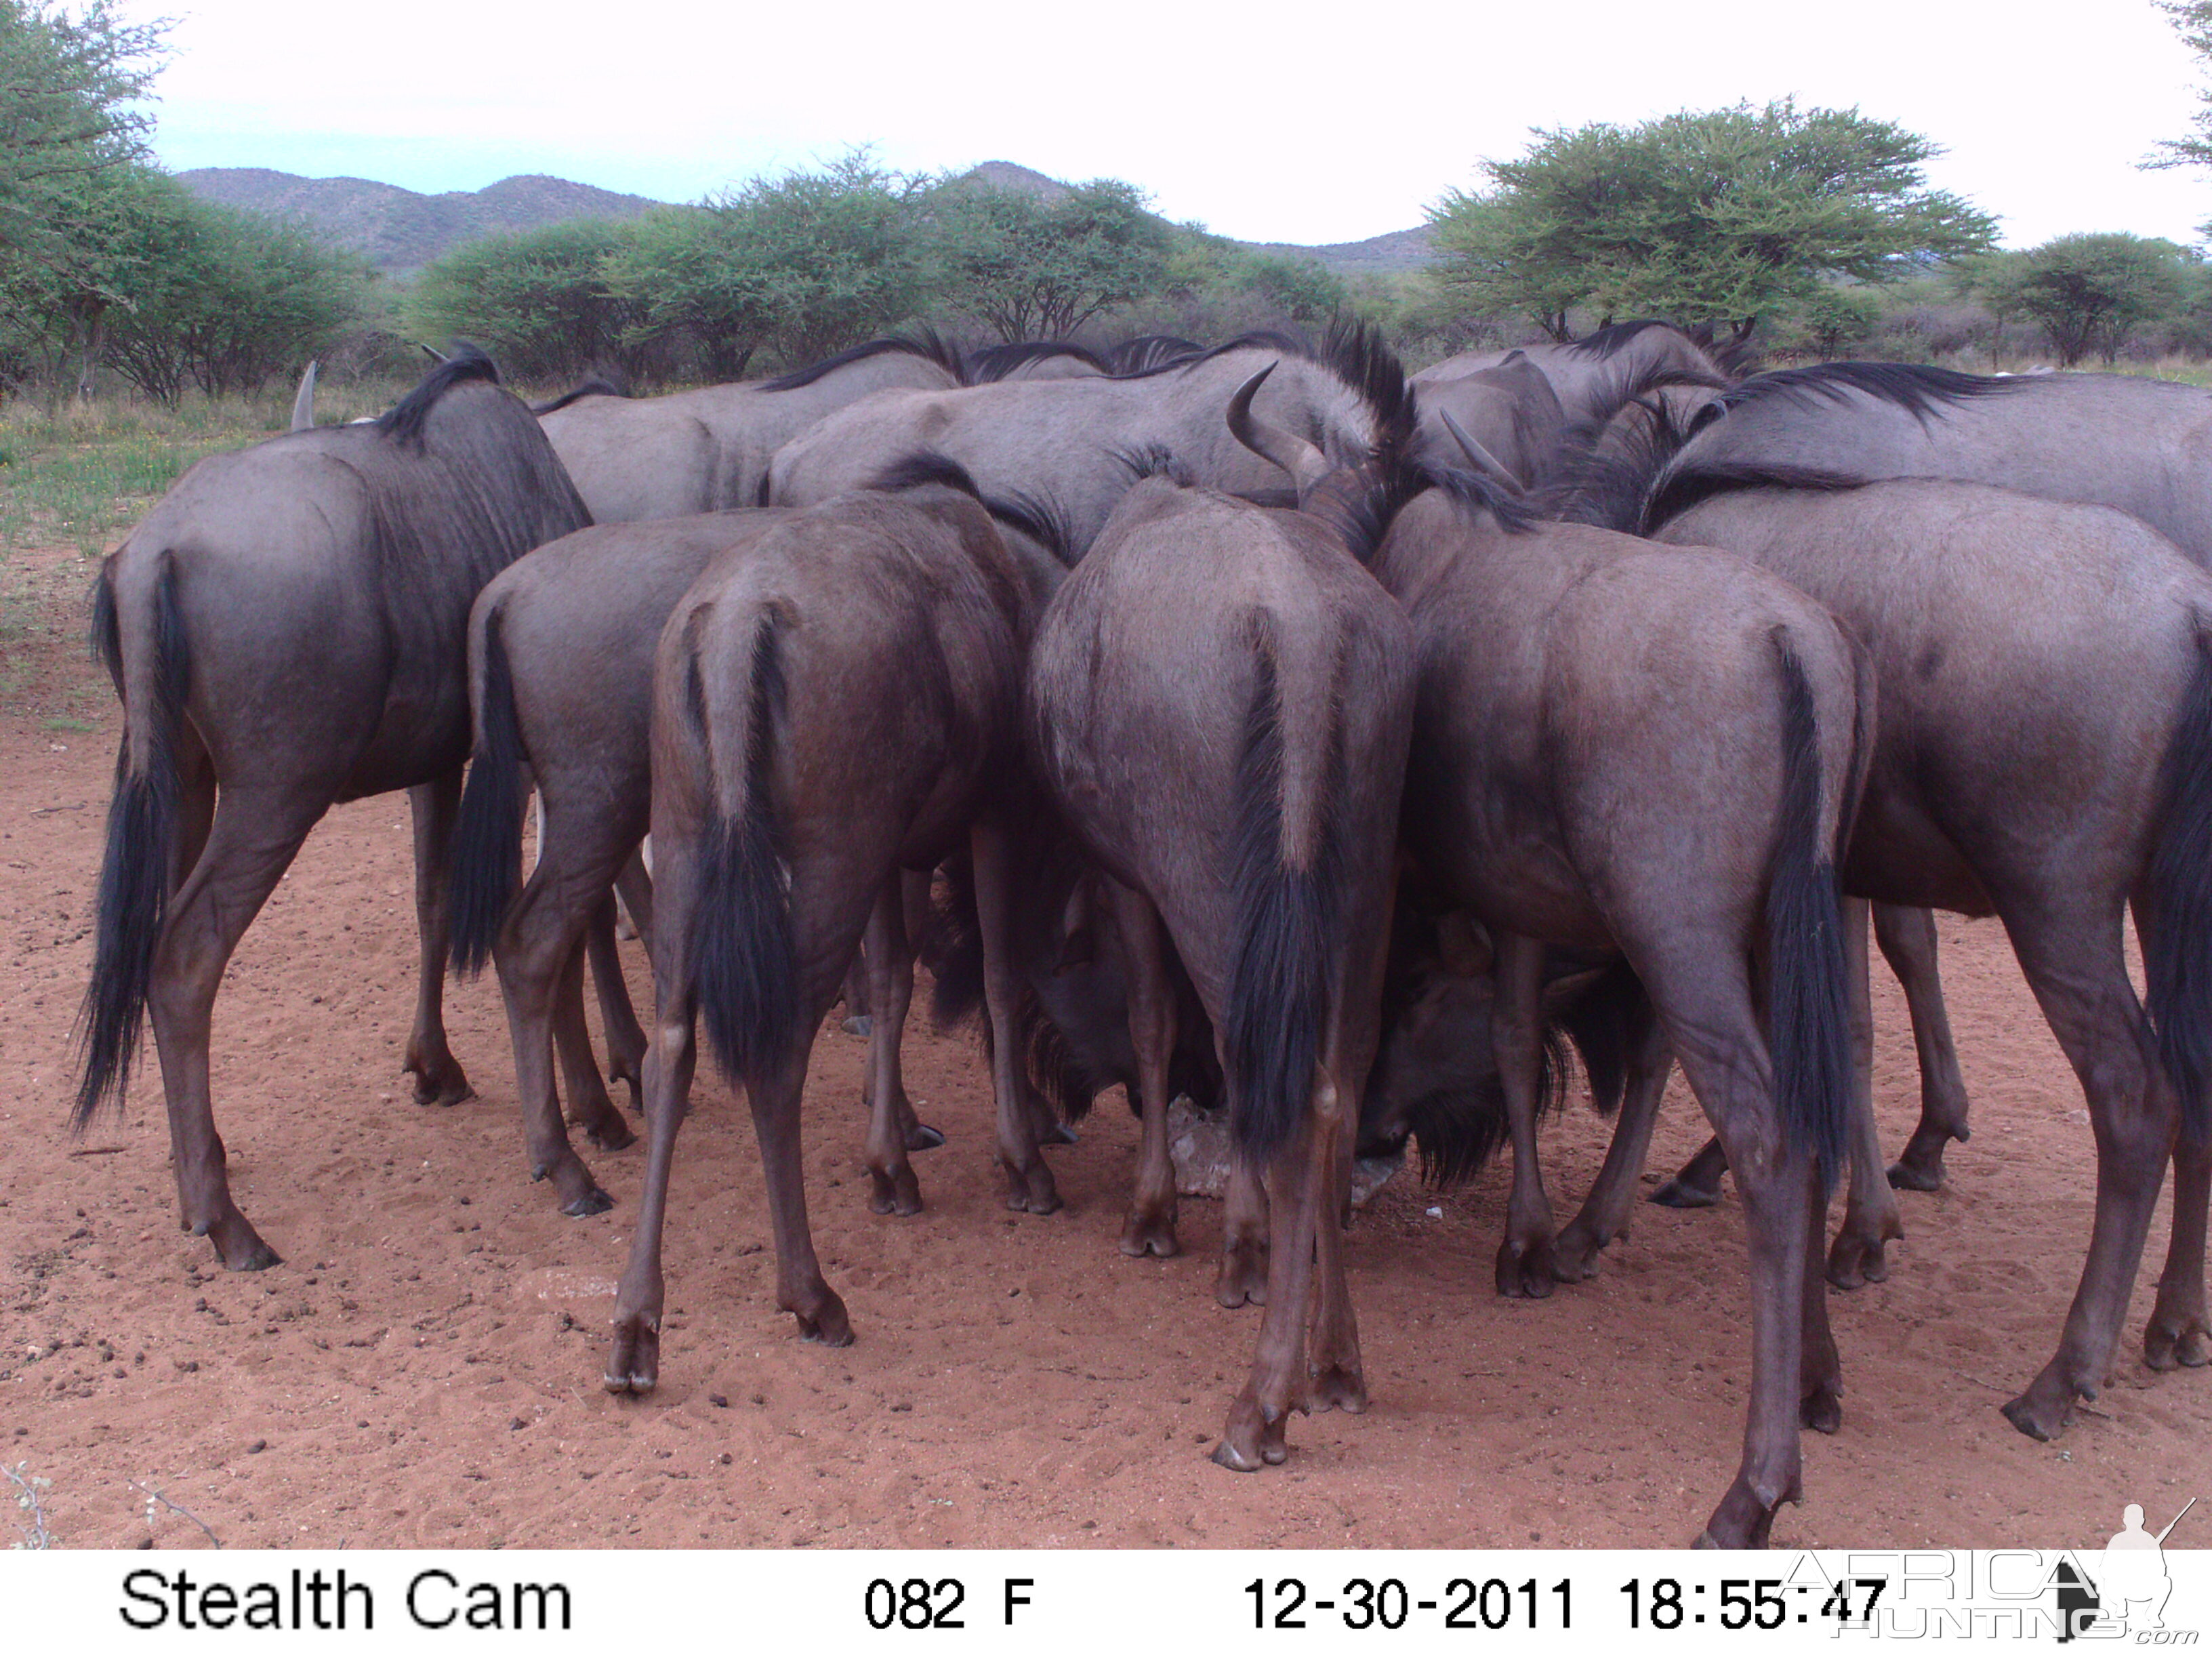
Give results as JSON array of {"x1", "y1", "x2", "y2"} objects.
[
  {"x1": 1888, "y1": 1123, "x2": 1962, "y2": 1191},
  {"x1": 793, "y1": 1295, "x2": 855, "y2": 1347},
  {"x1": 1825, "y1": 1223, "x2": 1899, "y2": 1290},
  {"x1": 561, "y1": 1185, "x2": 614, "y2": 1218},
  {"x1": 1495, "y1": 1236, "x2": 1556, "y2": 1299},
  {"x1": 604, "y1": 1319, "x2": 658, "y2": 1395},
  {"x1": 904, "y1": 1122, "x2": 945, "y2": 1152},
  {"x1": 1120, "y1": 1208, "x2": 1179, "y2": 1258},
  {"x1": 1886, "y1": 1156, "x2": 1944, "y2": 1193},
  {"x1": 869, "y1": 1166, "x2": 924, "y2": 1217},
  {"x1": 1216, "y1": 1242, "x2": 1268, "y2": 1308},
  {"x1": 1999, "y1": 1370, "x2": 2081, "y2": 1441},
  {"x1": 1800, "y1": 1384, "x2": 1843, "y2": 1434},
  {"x1": 583, "y1": 1113, "x2": 636, "y2": 1153},
  {"x1": 1650, "y1": 1174, "x2": 1721, "y2": 1209},
  {"x1": 1308, "y1": 1365, "x2": 1368, "y2": 1414},
  {"x1": 1213, "y1": 1396, "x2": 1287, "y2": 1469},
  {"x1": 1697, "y1": 1480, "x2": 1782, "y2": 1550},
  {"x1": 2145, "y1": 1311, "x2": 2211, "y2": 1371},
  {"x1": 1002, "y1": 1163, "x2": 1062, "y2": 1215},
  {"x1": 1547, "y1": 1221, "x2": 1610, "y2": 1283},
  {"x1": 842, "y1": 1015, "x2": 872, "y2": 1038},
  {"x1": 1040, "y1": 1122, "x2": 1079, "y2": 1146},
  {"x1": 404, "y1": 1044, "x2": 473, "y2": 1107},
  {"x1": 207, "y1": 1214, "x2": 282, "y2": 1273}
]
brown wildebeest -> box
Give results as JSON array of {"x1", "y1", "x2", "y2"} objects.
[
  {"x1": 602, "y1": 472, "x2": 1050, "y2": 1391},
  {"x1": 1024, "y1": 405, "x2": 1415, "y2": 1467},
  {"x1": 1235, "y1": 350, "x2": 1862, "y2": 1546},
  {"x1": 1587, "y1": 443, "x2": 2212, "y2": 1415},
  {"x1": 1410, "y1": 350, "x2": 1568, "y2": 489},
  {"x1": 446, "y1": 464, "x2": 1070, "y2": 1220},
  {"x1": 77, "y1": 347, "x2": 590, "y2": 1269},
  {"x1": 536, "y1": 333, "x2": 968, "y2": 523}
]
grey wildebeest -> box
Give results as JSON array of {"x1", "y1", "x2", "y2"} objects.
[
  {"x1": 602, "y1": 469, "x2": 1051, "y2": 1391},
  {"x1": 535, "y1": 333, "x2": 968, "y2": 523},
  {"x1": 1412, "y1": 319, "x2": 1737, "y2": 423},
  {"x1": 1410, "y1": 350, "x2": 1568, "y2": 489},
  {"x1": 445, "y1": 464, "x2": 1071, "y2": 1221},
  {"x1": 1023, "y1": 332, "x2": 1415, "y2": 1471},
  {"x1": 76, "y1": 347, "x2": 590, "y2": 1269},
  {"x1": 1231, "y1": 348, "x2": 1861, "y2": 1546},
  {"x1": 1645, "y1": 362, "x2": 2212, "y2": 1210},
  {"x1": 766, "y1": 327, "x2": 1389, "y2": 554},
  {"x1": 1578, "y1": 416, "x2": 2212, "y2": 1422}
]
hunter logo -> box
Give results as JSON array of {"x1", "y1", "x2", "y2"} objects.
[{"x1": 2056, "y1": 1498, "x2": 2198, "y2": 1642}]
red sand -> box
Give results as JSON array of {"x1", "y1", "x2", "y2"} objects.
[{"x1": 2, "y1": 540, "x2": 2205, "y2": 1551}]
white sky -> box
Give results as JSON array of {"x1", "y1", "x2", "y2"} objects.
[{"x1": 121, "y1": 0, "x2": 2212, "y2": 250}]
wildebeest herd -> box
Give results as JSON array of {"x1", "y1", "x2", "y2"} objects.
[{"x1": 68, "y1": 316, "x2": 2211, "y2": 1547}]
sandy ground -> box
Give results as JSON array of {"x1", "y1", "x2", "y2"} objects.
[{"x1": 1, "y1": 539, "x2": 2206, "y2": 1553}]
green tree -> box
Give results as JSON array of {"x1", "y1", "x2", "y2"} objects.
[
  {"x1": 1232, "y1": 251, "x2": 1347, "y2": 324},
  {"x1": 1427, "y1": 99, "x2": 1998, "y2": 340},
  {"x1": 2151, "y1": 3, "x2": 2212, "y2": 178},
  {"x1": 1959, "y1": 234, "x2": 2193, "y2": 367},
  {"x1": 926, "y1": 177, "x2": 1172, "y2": 340},
  {"x1": 0, "y1": 1, "x2": 169, "y2": 396},
  {"x1": 413, "y1": 219, "x2": 642, "y2": 383}
]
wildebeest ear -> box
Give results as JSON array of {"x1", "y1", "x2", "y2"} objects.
[{"x1": 1437, "y1": 912, "x2": 1492, "y2": 978}]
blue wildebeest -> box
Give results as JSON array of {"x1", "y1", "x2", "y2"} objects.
[{"x1": 77, "y1": 348, "x2": 590, "y2": 1269}]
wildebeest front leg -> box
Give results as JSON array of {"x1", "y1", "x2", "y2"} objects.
[
  {"x1": 1875, "y1": 903, "x2": 1972, "y2": 1191},
  {"x1": 894, "y1": 868, "x2": 945, "y2": 1153},
  {"x1": 1829, "y1": 897, "x2": 1904, "y2": 1289},
  {"x1": 975, "y1": 818, "x2": 1061, "y2": 1214},
  {"x1": 859, "y1": 878, "x2": 923, "y2": 1216},
  {"x1": 149, "y1": 785, "x2": 326, "y2": 1271},
  {"x1": 1493, "y1": 933, "x2": 1557, "y2": 1298},
  {"x1": 1553, "y1": 1012, "x2": 1674, "y2": 1281},
  {"x1": 1999, "y1": 902, "x2": 2177, "y2": 1441},
  {"x1": 2146, "y1": 1131, "x2": 2211, "y2": 1370},
  {"x1": 403, "y1": 770, "x2": 473, "y2": 1106},
  {"x1": 1109, "y1": 879, "x2": 1179, "y2": 1256}
]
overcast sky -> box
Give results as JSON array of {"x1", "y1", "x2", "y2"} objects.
[{"x1": 123, "y1": 0, "x2": 2212, "y2": 250}]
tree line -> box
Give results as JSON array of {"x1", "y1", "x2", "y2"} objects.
[{"x1": 9, "y1": 0, "x2": 2212, "y2": 413}]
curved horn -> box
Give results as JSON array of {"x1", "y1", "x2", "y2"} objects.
[
  {"x1": 289, "y1": 360, "x2": 318, "y2": 432},
  {"x1": 1227, "y1": 363, "x2": 1330, "y2": 497},
  {"x1": 1438, "y1": 409, "x2": 1520, "y2": 488},
  {"x1": 419, "y1": 342, "x2": 449, "y2": 365}
]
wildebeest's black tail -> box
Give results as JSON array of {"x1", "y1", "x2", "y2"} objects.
[
  {"x1": 1224, "y1": 627, "x2": 1345, "y2": 1163},
  {"x1": 447, "y1": 603, "x2": 527, "y2": 977},
  {"x1": 75, "y1": 556, "x2": 190, "y2": 1128},
  {"x1": 1765, "y1": 630, "x2": 1852, "y2": 1191},
  {"x1": 2146, "y1": 617, "x2": 2212, "y2": 1145},
  {"x1": 690, "y1": 613, "x2": 800, "y2": 1083}
]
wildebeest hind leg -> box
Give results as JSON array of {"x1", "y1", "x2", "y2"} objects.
[
  {"x1": 148, "y1": 785, "x2": 325, "y2": 1271},
  {"x1": 1215, "y1": 1117, "x2": 1326, "y2": 1471},
  {"x1": 1110, "y1": 880, "x2": 1179, "y2": 1256},
  {"x1": 1492, "y1": 933, "x2": 1558, "y2": 1298},
  {"x1": 491, "y1": 865, "x2": 617, "y2": 1215},
  {"x1": 551, "y1": 941, "x2": 633, "y2": 1153},
  {"x1": 403, "y1": 771, "x2": 473, "y2": 1106},
  {"x1": 975, "y1": 819, "x2": 1061, "y2": 1214},
  {"x1": 1307, "y1": 1075, "x2": 1367, "y2": 1414},
  {"x1": 2146, "y1": 1132, "x2": 2211, "y2": 1369},
  {"x1": 1829, "y1": 897, "x2": 1904, "y2": 1289},
  {"x1": 1875, "y1": 904, "x2": 1971, "y2": 1190},
  {"x1": 607, "y1": 968, "x2": 697, "y2": 1396},
  {"x1": 1554, "y1": 1014, "x2": 1674, "y2": 1282},
  {"x1": 747, "y1": 1035, "x2": 853, "y2": 1345},
  {"x1": 1652, "y1": 1134, "x2": 1729, "y2": 1208},
  {"x1": 585, "y1": 891, "x2": 647, "y2": 1107},
  {"x1": 1997, "y1": 899, "x2": 2175, "y2": 1440},
  {"x1": 859, "y1": 878, "x2": 923, "y2": 1216}
]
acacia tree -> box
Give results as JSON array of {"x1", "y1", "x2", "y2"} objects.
[
  {"x1": 926, "y1": 178, "x2": 1172, "y2": 340},
  {"x1": 1957, "y1": 234, "x2": 2194, "y2": 366},
  {"x1": 1427, "y1": 99, "x2": 1997, "y2": 340},
  {"x1": 413, "y1": 220, "x2": 645, "y2": 384}
]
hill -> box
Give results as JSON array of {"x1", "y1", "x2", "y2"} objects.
[
  {"x1": 178, "y1": 162, "x2": 1435, "y2": 279},
  {"x1": 176, "y1": 168, "x2": 663, "y2": 273}
]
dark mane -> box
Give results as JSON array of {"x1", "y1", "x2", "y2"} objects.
[
  {"x1": 1545, "y1": 361, "x2": 1737, "y2": 531},
  {"x1": 869, "y1": 449, "x2": 986, "y2": 499},
  {"x1": 1643, "y1": 462, "x2": 1871, "y2": 536},
  {"x1": 1107, "y1": 329, "x2": 1308, "y2": 380},
  {"x1": 760, "y1": 328, "x2": 966, "y2": 392},
  {"x1": 1715, "y1": 360, "x2": 2030, "y2": 426},
  {"x1": 1565, "y1": 319, "x2": 1677, "y2": 359},
  {"x1": 531, "y1": 375, "x2": 624, "y2": 415},
  {"x1": 966, "y1": 340, "x2": 1108, "y2": 383},
  {"x1": 376, "y1": 343, "x2": 500, "y2": 449},
  {"x1": 1101, "y1": 335, "x2": 1204, "y2": 374},
  {"x1": 1111, "y1": 443, "x2": 1190, "y2": 484}
]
